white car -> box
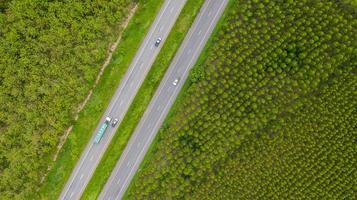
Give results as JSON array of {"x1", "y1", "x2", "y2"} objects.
[
  {"x1": 173, "y1": 78, "x2": 180, "y2": 86},
  {"x1": 105, "y1": 117, "x2": 111, "y2": 124},
  {"x1": 155, "y1": 37, "x2": 162, "y2": 46},
  {"x1": 112, "y1": 118, "x2": 119, "y2": 127}
]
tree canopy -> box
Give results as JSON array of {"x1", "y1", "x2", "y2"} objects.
[
  {"x1": 0, "y1": 0, "x2": 132, "y2": 199},
  {"x1": 127, "y1": 0, "x2": 356, "y2": 199}
]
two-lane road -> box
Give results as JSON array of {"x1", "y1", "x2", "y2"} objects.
[
  {"x1": 59, "y1": 1, "x2": 187, "y2": 199},
  {"x1": 99, "y1": 0, "x2": 229, "y2": 199}
]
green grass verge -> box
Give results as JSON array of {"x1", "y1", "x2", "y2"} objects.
[
  {"x1": 36, "y1": 0, "x2": 163, "y2": 199},
  {"x1": 81, "y1": 0, "x2": 205, "y2": 199},
  {"x1": 122, "y1": 0, "x2": 234, "y2": 199}
]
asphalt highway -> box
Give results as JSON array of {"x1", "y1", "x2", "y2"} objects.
[
  {"x1": 58, "y1": 1, "x2": 187, "y2": 199},
  {"x1": 98, "y1": 0, "x2": 229, "y2": 199}
]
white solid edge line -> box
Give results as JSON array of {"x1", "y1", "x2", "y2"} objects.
[
  {"x1": 99, "y1": 0, "x2": 185, "y2": 197},
  {"x1": 113, "y1": 0, "x2": 213, "y2": 196},
  {"x1": 69, "y1": 0, "x2": 184, "y2": 198},
  {"x1": 115, "y1": 0, "x2": 227, "y2": 199},
  {"x1": 108, "y1": 0, "x2": 179, "y2": 175},
  {"x1": 107, "y1": 0, "x2": 171, "y2": 113},
  {"x1": 60, "y1": 1, "x2": 172, "y2": 199},
  {"x1": 60, "y1": 144, "x2": 93, "y2": 199}
]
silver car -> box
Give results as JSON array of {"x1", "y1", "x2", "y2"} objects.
[
  {"x1": 155, "y1": 37, "x2": 162, "y2": 47},
  {"x1": 112, "y1": 118, "x2": 119, "y2": 127}
]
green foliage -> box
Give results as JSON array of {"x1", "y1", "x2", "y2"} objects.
[
  {"x1": 189, "y1": 66, "x2": 205, "y2": 83},
  {"x1": 127, "y1": 0, "x2": 356, "y2": 199},
  {"x1": 0, "y1": 0, "x2": 132, "y2": 199},
  {"x1": 0, "y1": 0, "x2": 11, "y2": 10}
]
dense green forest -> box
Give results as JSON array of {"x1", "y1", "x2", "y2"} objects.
[
  {"x1": 0, "y1": 0, "x2": 133, "y2": 198},
  {"x1": 127, "y1": 0, "x2": 356, "y2": 199}
]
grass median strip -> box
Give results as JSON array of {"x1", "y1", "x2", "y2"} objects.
[
  {"x1": 37, "y1": 0, "x2": 163, "y2": 199},
  {"x1": 80, "y1": 0, "x2": 205, "y2": 199}
]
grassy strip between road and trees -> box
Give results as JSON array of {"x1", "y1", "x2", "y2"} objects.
[
  {"x1": 37, "y1": 0, "x2": 164, "y2": 199},
  {"x1": 81, "y1": 0, "x2": 205, "y2": 199}
]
